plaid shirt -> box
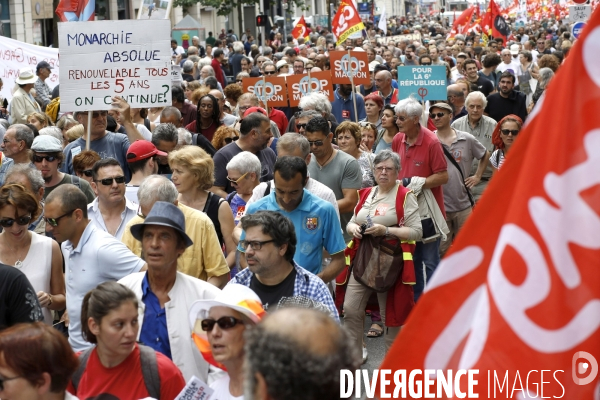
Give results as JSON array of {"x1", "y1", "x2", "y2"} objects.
[
  {"x1": 230, "y1": 262, "x2": 339, "y2": 322},
  {"x1": 34, "y1": 78, "x2": 52, "y2": 109}
]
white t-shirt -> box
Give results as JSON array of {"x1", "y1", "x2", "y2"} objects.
[{"x1": 210, "y1": 376, "x2": 243, "y2": 400}]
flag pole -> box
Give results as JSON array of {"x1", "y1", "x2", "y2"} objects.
[
  {"x1": 348, "y1": 49, "x2": 359, "y2": 123},
  {"x1": 308, "y1": 70, "x2": 312, "y2": 94},
  {"x1": 262, "y1": 75, "x2": 269, "y2": 116},
  {"x1": 86, "y1": 111, "x2": 92, "y2": 151}
]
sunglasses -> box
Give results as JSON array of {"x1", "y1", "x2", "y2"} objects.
[
  {"x1": 200, "y1": 316, "x2": 245, "y2": 332},
  {"x1": 501, "y1": 129, "x2": 520, "y2": 136},
  {"x1": 224, "y1": 136, "x2": 239, "y2": 144},
  {"x1": 94, "y1": 176, "x2": 126, "y2": 186},
  {"x1": 92, "y1": 111, "x2": 107, "y2": 118},
  {"x1": 82, "y1": 169, "x2": 93, "y2": 177},
  {"x1": 0, "y1": 375, "x2": 23, "y2": 391},
  {"x1": 236, "y1": 80, "x2": 243, "y2": 83},
  {"x1": 264, "y1": 71, "x2": 276, "y2": 75},
  {"x1": 430, "y1": 112, "x2": 447, "y2": 119},
  {"x1": 0, "y1": 214, "x2": 32, "y2": 228},
  {"x1": 33, "y1": 155, "x2": 58, "y2": 163},
  {"x1": 307, "y1": 140, "x2": 324, "y2": 147},
  {"x1": 227, "y1": 171, "x2": 248, "y2": 184},
  {"x1": 296, "y1": 123, "x2": 307, "y2": 130},
  {"x1": 421, "y1": 62, "x2": 432, "y2": 65},
  {"x1": 45, "y1": 209, "x2": 75, "y2": 227}
]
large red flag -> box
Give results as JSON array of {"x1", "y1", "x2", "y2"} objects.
[
  {"x1": 378, "y1": 6, "x2": 600, "y2": 399},
  {"x1": 481, "y1": 0, "x2": 508, "y2": 42},
  {"x1": 450, "y1": 4, "x2": 477, "y2": 36},
  {"x1": 331, "y1": 0, "x2": 365, "y2": 45}
]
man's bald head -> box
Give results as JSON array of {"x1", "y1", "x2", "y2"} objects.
[
  {"x1": 447, "y1": 84, "x2": 465, "y2": 99},
  {"x1": 374, "y1": 70, "x2": 392, "y2": 92},
  {"x1": 160, "y1": 106, "x2": 183, "y2": 127},
  {"x1": 244, "y1": 308, "x2": 360, "y2": 400}
]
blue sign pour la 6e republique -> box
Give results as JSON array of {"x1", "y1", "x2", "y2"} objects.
[
  {"x1": 397, "y1": 66, "x2": 447, "y2": 101},
  {"x1": 572, "y1": 21, "x2": 586, "y2": 39}
]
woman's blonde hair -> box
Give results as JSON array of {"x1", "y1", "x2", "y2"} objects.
[
  {"x1": 168, "y1": 145, "x2": 214, "y2": 190},
  {"x1": 65, "y1": 124, "x2": 84, "y2": 142},
  {"x1": 28, "y1": 111, "x2": 53, "y2": 127}
]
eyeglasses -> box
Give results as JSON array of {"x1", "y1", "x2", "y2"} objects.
[
  {"x1": 94, "y1": 176, "x2": 126, "y2": 186},
  {"x1": 92, "y1": 111, "x2": 107, "y2": 118},
  {"x1": 0, "y1": 214, "x2": 32, "y2": 228},
  {"x1": 0, "y1": 375, "x2": 23, "y2": 391},
  {"x1": 227, "y1": 171, "x2": 249, "y2": 185},
  {"x1": 224, "y1": 136, "x2": 239, "y2": 144},
  {"x1": 420, "y1": 62, "x2": 432, "y2": 65},
  {"x1": 264, "y1": 70, "x2": 276, "y2": 75},
  {"x1": 239, "y1": 239, "x2": 275, "y2": 250},
  {"x1": 430, "y1": 112, "x2": 447, "y2": 119},
  {"x1": 375, "y1": 166, "x2": 395, "y2": 172},
  {"x1": 200, "y1": 316, "x2": 245, "y2": 332},
  {"x1": 296, "y1": 123, "x2": 307, "y2": 130},
  {"x1": 45, "y1": 209, "x2": 75, "y2": 227},
  {"x1": 307, "y1": 140, "x2": 324, "y2": 147},
  {"x1": 396, "y1": 116, "x2": 408, "y2": 122},
  {"x1": 501, "y1": 129, "x2": 519, "y2": 136},
  {"x1": 32, "y1": 155, "x2": 58, "y2": 163},
  {"x1": 82, "y1": 169, "x2": 93, "y2": 177}
]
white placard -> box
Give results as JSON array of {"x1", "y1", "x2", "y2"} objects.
[
  {"x1": 58, "y1": 20, "x2": 172, "y2": 112},
  {"x1": 174, "y1": 375, "x2": 214, "y2": 400},
  {"x1": 569, "y1": 5, "x2": 591, "y2": 23},
  {"x1": 0, "y1": 36, "x2": 59, "y2": 101},
  {"x1": 171, "y1": 64, "x2": 183, "y2": 84}
]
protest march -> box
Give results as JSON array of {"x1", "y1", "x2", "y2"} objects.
[{"x1": 0, "y1": 0, "x2": 598, "y2": 398}]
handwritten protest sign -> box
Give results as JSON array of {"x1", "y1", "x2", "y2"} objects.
[
  {"x1": 286, "y1": 71, "x2": 334, "y2": 107},
  {"x1": 329, "y1": 51, "x2": 370, "y2": 85},
  {"x1": 242, "y1": 76, "x2": 289, "y2": 107},
  {"x1": 397, "y1": 65, "x2": 447, "y2": 101},
  {"x1": 0, "y1": 36, "x2": 59, "y2": 102},
  {"x1": 58, "y1": 20, "x2": 172, "y2": 112}
]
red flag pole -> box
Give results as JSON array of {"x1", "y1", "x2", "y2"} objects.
[{"x1": 347, "y1": 49, "x2": 359, "y2": 123}]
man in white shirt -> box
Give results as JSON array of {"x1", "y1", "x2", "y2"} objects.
[
  {"x1": 496, "y1": 48, "x2": 522, "y2": 84},
  {"x1": 88, "y1": 158, "x2": 138, "y2": 239}
]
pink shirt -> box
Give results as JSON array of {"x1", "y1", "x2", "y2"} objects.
[{"x1": 392, "y1": 125, "x2": 448, "y2": 217}]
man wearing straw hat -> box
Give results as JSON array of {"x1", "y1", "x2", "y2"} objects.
[
  {"x1": 9, "y1": 67, "x2": 41, "y2": 124},
  {"x1": 119, "y1": 201, "x2": 222, "y2": 383}
]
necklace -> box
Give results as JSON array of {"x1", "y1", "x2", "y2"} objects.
[
  {"x1": 317, "y1": 149, "x2": 335, "y2": 170},
  {"x1": 13, "y1": 245, "x2": 28, "y2": 269},
  {"x1": 200, "y1": 120, "x2": 214, "y2": 130}
]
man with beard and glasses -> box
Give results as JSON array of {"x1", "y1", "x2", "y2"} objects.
[
  {"x1": 87, "y1": 158, "x2": 137, "y2": 240},
  {"x1": 31, "y1": 135, "x2": 96, "y2": 203},
  {"x1": 331, "y1": 84, "x2": 366, "y2": 123}
]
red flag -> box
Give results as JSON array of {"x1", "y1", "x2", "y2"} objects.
[
  {"x1": 378, "y1": 6, "x2": 600, "y2": 399},
  {"x1": 481, "y1": 0, "x2": 508, "y2": 42},
  {"x1": 291, "y1": 15, "x2": 309, "y2": 41},
  {"x1": 55, "y1": 0, "x2": 94, "y2": 21},
  {"x1": 331, "y1": 0, "x2": 365, "y2": 45}
]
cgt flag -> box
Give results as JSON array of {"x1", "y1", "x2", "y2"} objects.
[
  {"x1": 482, "y1": 0, "x2": 509, "y2": 41},
  {"x1": 378, "y1": 5, "x2": 600, "y2": 399},
  {"x1": 56, "y1": 0, "x2": 95, "y2": 21},
  {"x1": 291, "y1": 15, "x2": 309, "y2": 41},
  {"x1": 332, "y1": 0, "x2": 365, "y2": 45}
]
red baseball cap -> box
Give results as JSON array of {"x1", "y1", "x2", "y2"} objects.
[
  {"x1": 126, "y1": 140, "x2": 167, "y2": 163},
  {"x1": 243, "y1": 107, "x2": 268, "y2": 118}
]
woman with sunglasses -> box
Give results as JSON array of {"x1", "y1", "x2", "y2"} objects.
[
  {"x1": 373, "y1": 105, "x2": 399, "y2": 154},
  {"x1": 72, "y1": 150, "x2": 101, "y2": 185},
  {"x1": 0, "y1": 322, "x2": 78, "y2": 400},
  {"x1": 212, "y1": 126, "x2": 240, "y2": 151},
  {"x1": 0, "y1": 184, "x2": 65, "y2": 325},
  {"x1": 360, "y1": 93, "x2": 384, "y2": 132},
  {"x1": 169, "y1": 146, "x2": 237, "y2": 269},
  {"x1": 490, "y1": 114, "x2": 523, "y2": 172},
  {"x1": 68, "y1": 281, "x2": 185, "y2": 399},
  {"x1": 190, "y1": 284, "x2": 265, "y2": 400}
]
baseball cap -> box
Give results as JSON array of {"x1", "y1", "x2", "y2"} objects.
[
  {"x1": 243, "y1": 106, "x2": 267, "y2": 118},
  {"x1": 126, "y1": 140, "x2": 167, "y2": 163},
  {"x1": 510, "y1": 44, "x2": 520, "y2": 55},
  {"x1": 36, "y1": 61, "x2": 54, "y2": 72}
]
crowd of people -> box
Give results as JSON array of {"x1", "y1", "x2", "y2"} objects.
[{"x1": 0, "y1": 10, "x2": 569, "y2": 399}]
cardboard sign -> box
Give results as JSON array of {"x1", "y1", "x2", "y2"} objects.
[
  {"x1": 329, "y1": 50, "x2": 370, "y2": 85},
  {"x1": 286, "y1": 71, "x2": 334, "y2": 107},
  {"x1": 58, "y1": 20, "x2": 172, "y2": 112},
  {"x1": 171, "y1": 65, "x2": 183, "y2": 84},
  {"x1": 242, "y1": 76, "x2": 289, "y2": 107},
  {"x1": 397, "y1": 65, "x2": 447, "y2": 101},
  {"x1": 0, "y1": 36, "x2": 59, "y2": 101}
]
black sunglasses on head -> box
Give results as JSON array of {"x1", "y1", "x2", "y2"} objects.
[
  {"x1": 94, "y1": 176, "x2": 126, "y2": 186},
  {"x1": 201, "y1": 316, "x2": 245, "y2": 332},
  {"x1": 0, "y1": 214, "x2": 32, "y2": 228}
]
